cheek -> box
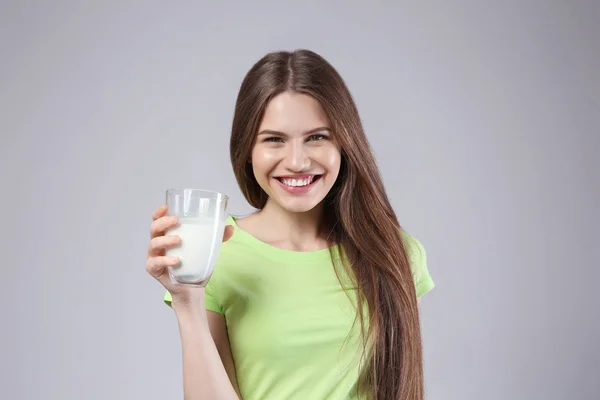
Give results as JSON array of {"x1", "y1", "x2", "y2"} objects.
[
  {"x1": 251, "y1": 148, "x2": 279, "y2": 179},
  {"x1": 322, "y1": 148, "x2": 342, "y2": 176}
]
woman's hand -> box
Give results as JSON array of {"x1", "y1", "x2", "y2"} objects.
[{"x1": 145, "y1": 204, "x2": 234, "y2": 312}]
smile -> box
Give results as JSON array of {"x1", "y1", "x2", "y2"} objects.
[{"x1": 274, "y1": 174, "x2": 322, "y2": 193}]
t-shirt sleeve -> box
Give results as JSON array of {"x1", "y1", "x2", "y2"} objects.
[
  {"x1": 402, "y1": 231, "x2": 435, "y2": 297},
  {"x1": 162, "y1": 276, "x2": 223, "y2": 314},
  {"x1": 204, "y1": 277, "x2": 223, "y2": 314}
]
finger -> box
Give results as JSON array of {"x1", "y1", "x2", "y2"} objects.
[
  {"x1": 148, "y1": 235, "x2": 181, "y2": 256},
  {"x1": 146, "y1": 255, "x2": 180, "y2": 278},
  {"x1": 152, "y1": 205, "x2": 168, "y2": 221},
  {"x1": 150, "y1": 215, "x2": 179, "y2": 238},
  {"x1": 222, "y1": 225, "x2": 234, "y2": 242}
]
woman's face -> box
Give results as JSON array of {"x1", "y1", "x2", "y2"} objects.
[{"x1": 251, "y1": 91, "x2": 341, "y2": 214}]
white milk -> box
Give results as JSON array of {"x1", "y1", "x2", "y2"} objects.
[{"x1": 165, "y1": 217, "x2": 226, "y2": 283}]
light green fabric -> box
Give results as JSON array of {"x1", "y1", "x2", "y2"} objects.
[{"x1": 164, "y1": 216, "x2": 434, "y2": 399}]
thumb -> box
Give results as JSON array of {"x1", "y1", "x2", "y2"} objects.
[{"x1": 222, "y1": 225, "x2": 234, "y2": 242}]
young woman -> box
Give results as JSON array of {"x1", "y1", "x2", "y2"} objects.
[{"x1": 146, "y1": 49, "x2": 435, "y2": 400}]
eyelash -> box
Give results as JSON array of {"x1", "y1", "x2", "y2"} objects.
[{"x1": 264, "y1": 134, "x2": 328, "y2": 143}]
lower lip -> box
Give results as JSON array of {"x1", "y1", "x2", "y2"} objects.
[{"x1": 274, "y1": 176, "x2": 322, "y2": 194}]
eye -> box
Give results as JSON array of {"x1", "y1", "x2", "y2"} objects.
[
  {"x1": 307, "y1": 134, "x2": 328, "y2": 141},
  {"x1": 264, "y1": 137, "x2": 284, "y2": 143}
]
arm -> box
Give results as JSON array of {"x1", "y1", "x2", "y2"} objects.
[
  {"x1": 174, "y1": 303, "x2": 240, "y2": 400},
  {"x1": 206, "y1": 311, "x2": 241, "y2": 397}
]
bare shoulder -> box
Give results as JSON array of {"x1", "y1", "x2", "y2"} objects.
[{"x1": 233, "y1": 212, "x2": 259, "y2": 232}]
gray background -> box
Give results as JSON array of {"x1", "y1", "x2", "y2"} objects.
[{"x1": 1, "y1": 1, "x2": 598, "y2": 399}]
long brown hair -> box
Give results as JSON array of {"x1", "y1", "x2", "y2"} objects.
[{"x1": 229, "y1": 49, "x2": 423, "y2": 400}]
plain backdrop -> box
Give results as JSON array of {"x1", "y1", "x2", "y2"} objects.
[{"x1": 1, "y1": 1, "x2": 599, "y2": 399}]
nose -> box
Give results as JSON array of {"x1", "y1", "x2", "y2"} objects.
[{"x1": 284, "y1": 141, "x2": 311, "y2": 172}]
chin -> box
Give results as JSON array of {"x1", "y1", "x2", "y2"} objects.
[
  {"x1": 276, "y1": 198, "x2": 323, "y2": 214},
  {"x1": 262, "y1": 176, "x2": 331, "y2": 214}
]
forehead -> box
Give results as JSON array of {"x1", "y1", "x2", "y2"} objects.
[{"x1": 258, "y1": 91, "x2": 330, "y2": 134}]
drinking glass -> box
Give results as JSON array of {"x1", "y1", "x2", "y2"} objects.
[{"x1": 164, "y1": 189, "x2": 228, "y2": 288}]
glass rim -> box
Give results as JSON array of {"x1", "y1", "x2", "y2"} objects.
[{"x1": 165, "y1": 188, "x2": 228, "y2": 200}]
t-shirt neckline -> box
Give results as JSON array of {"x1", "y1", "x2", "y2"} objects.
[{"x1": 227, "y1": 215, "x2": 340, "y2": 262}]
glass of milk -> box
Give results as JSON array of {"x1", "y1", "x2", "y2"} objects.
[{"x1": 164, "y1": 188, "x2": 229, "y2": 288}]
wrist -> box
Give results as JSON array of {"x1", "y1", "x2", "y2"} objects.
[
  {"x1": 173, "y1": 306, "x2": 212, "y2": 338},
  {"x1": 171, "y1": 293, "x2": 206, "y2": 318}
]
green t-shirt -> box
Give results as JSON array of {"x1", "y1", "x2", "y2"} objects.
[{"x1": 164, "y1": 216, "x2": 434, "y2": 399}]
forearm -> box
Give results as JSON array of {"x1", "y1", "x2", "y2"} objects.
[{"x1": 175, "y1": 308, "x2": 239, "y2": 400}]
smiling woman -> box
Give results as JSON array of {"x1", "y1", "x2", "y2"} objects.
[
  {"x1": 149, "y1": 49, "x2": 434, "y2": 400},
  {"x1": 251, "y1": 92, "x2": 341, "y2": 214}
]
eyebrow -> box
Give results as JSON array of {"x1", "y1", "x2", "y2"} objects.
[{"x1": 257, "y1": 126, "x2": 332, "y2": 137}]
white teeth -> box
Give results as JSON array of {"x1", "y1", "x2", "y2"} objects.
[{"x1": 280, "y1": 177, "x2": 313, "y2": 187}]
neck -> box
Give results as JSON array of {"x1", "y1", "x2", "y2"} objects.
[{"x1": 258, "y1": 199, "x2": 324, "y2": 241}]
